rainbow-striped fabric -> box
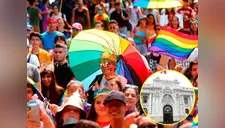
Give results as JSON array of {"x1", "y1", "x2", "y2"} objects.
[{"x1": 149, "y1": 26, "x2": 198, "y2": 61}]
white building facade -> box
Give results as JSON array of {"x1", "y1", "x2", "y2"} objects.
[{"x1": 141, "y1": 77, "x2": 194, "y2": 124}]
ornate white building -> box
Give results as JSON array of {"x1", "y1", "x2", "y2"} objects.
[{"x1": 141, "y1": 77, "x2": 194, "y2": 124}]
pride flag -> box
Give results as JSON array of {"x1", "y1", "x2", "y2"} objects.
[
  {"x1": 191, "y1": 115, "x2": 198, "y2": 128},
  {"x1": 149, "y1": 26, "x2": 198, "y2": 61}
]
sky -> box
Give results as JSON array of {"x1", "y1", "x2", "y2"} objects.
[{"x1": 144, "y1": 70, "x2": 193, "y2": 88}]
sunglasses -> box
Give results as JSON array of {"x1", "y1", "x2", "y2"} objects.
[{"x1": 108, "y1": 26, "x2": 116, "y2": 30}]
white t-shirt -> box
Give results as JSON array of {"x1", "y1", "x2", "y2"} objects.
[{"x1": 51, "y1": 12, "x2": 67, "y2": 21}]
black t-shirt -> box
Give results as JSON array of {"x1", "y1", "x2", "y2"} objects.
[
  {"x1": 54, "y1": 62, "x2": 74, "y2": 90},
  {"x1": 110, "y1": 9, "x2": 128, "y2": 27},
  {"x1": 145, "y1": 53, "x2": 161, "y2": 72},
  {"x1": 74, "y1": 8, "x2": 88, "y2": 30}
]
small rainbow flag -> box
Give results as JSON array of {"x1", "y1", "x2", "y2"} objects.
[
  {"x1": 191, "y1": 115, "x2": 198, "y2": 128},
  {"x1": 27, "y1": 77, "x2": 44, "y2": 101},
  {"x1": 149, "y1": 26, "x2": 198, "y2": 61}
]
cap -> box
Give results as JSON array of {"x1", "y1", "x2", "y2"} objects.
[
  {"x1": 72, "y1": 23, "x2": 83, "y2": 30},
  {"x1": 138, "y1": 14, "x2": 147, "y2": 21},
  {"x1": 27, "y1": 24, "x2": 34, "y2": 31},
  {"x1": 47, "y1": 17, "x2": 57, "y2": 23},
  {"x1": 103, "y1": 91, "x2": 126, "y2": 105},
  {"x1": 61, "y1": 117, "x2": 78, "y2": 127}
]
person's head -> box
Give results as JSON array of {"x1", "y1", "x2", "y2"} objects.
[
  {"x1": 147, "y1": 14, "x2": 156, "y2": 25},
  {"x1": 28, "y1": 0, "x2": 38, "y2": 6},
  {"x1": 40, "y1": 65, "x2": 55, "y2": 88},
  {"x1": 100, "y1": 50, "x2": 117, "y2": 75},
  {"x1": 54, "y1": 43, "x2": 68, "y2": 63},
  {"x1": 66, "y1": 80, "x2": 84, "y2": 98},
  {"x1": 190, "y1": 19, "x2": 198, "y2": 35},
  {"x1": 47, "y1": 17, "x2": 58, "y2": 32},
  {"x1": 168, "y1": 13, "x2": 175, "y2": 26},
  {"x1": 27, "y1": 24, "x2": 34, "y2": 36},
  {"x1": 122, "y1": 84, "x2": 139, "y2": 109},
  {"x1": 171, "y1": 16, "x2": 180, "y2": 29},
  {"x1": 75, "y1": 120, "x2": 101, "y2": 128},
  {"x1": 183, "y1": 0, "x2": 189, "y2": 8},
  {"x1": 27, "y1": 80, "x2": 35, "y2": 102},
  {"x1": 77, "y1": 0, "x2": 84, "y2": 8},
  {"x1": 56, "y1": 92, "x2": 86, "y2": 126},
  {"x1": 108, "y1": 20, "x2": 119, "y2": 33},
  {"x1": 72, "y1": 22, "x2": 83, "y2": 37},
  {"x1": 137, "y1": 15, "x2": 147, "y2": 27},
  {"x1": 29, "y1": 32, "x2": 41, "y2": 49},
  {"x1": 185, "y1": 108, "x2": 189, "y2": 114},
  {"x1": 107, "y1": 76, "x2": 123, "y2": 91},
  {"x1": 103, "y1": 91, "x2": 127, "y2": 119},
  {"x1": 137, "y1": 116, "x2": 158, "y2": 128},
  {"x1": 52, "y1": 4, "x2": 59, "y2": 14},
  {"x1": 114, "y1": 2, "x2": 122, "y2": 11},
  {"x1": 57, "y1": 18, "x2": 65, "y2": 29},
  {"x1": 94, "y1": 22, "x2": 104, "y2": 30},
  {"x1": 54, "y1": 35, "x2": 66, "y2": 45},
  {"x1": 189, "y1": 61, "x2": 198, "y2": 78},
  {"x1": 87, "y1": 89, "x2": 110, "y2": 121},
  {"x1": 154, "y1": 24, "x2": 161, "y2": 35}
]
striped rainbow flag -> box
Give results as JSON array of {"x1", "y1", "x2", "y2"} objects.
[
  {"x1": 191, "y1": 115, "x2": 198, "y2": 128},
  {"x1": 149, "y1": 26, "x2": 198, "y2": 61}
]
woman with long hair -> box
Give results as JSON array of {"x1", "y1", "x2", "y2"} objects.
[
  {"x1": 189, "y1": 19, "x2": 198, "y2": 35},
  {"x1": 57, "y1": 18, "x2": 72, "y2": 39},
  {"x1": 146, "y1": 14, "x2": 156, "y2": 38},
  {"x1": 122, "y1": 84, "x2": 139, "y2": 116},
  {"x1": 129, "y1": 15, "x2": 148, "y2": 55},
  {"x1": 87, "y1": 89, "x2": 111, "y2": 128},
  {"x1": 183, "y1": 60, "x2": 198, "y2": 83},
  {"x1": 41, "y1": 65, "x2": 64, "y2": 105},
  {"x1": 171, "y1": 16, "x2": 190, "y2": 35}
]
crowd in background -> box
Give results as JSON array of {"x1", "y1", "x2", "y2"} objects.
[{"x1": 26, "y1": 0, "x2": 198, "y2": 127}]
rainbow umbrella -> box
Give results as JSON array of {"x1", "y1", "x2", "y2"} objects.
[
  {"x1": 133, "y1": 0, "x2": 183, "y2": 9},
  {"x1": 68, "y1": 29, "x2": 152, "y2": 90}
]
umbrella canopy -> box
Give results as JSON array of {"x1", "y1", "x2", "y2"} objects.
[
  {"x1": 68, "y1": 29, "x2": 152, "y2": 90},
  {"x1": 133, "y1": 0, "x2": 182, "y2": 9}
]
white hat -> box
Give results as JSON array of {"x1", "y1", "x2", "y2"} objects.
[
  {"x1": 194, "y1": 0, "x2": 198, "y2": 3},
  {"x1": 56, "y1": 91, "x2": 86, "y2": 121}
]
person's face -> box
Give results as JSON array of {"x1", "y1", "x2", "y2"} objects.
[
  {"x1": 105, "y1": 100, "x2": 126, "y2": 119},
  {"x1": 48, "y1": 21, "x2": 57, "y2": 31},
  {"x1": 100, "y1": 59, "x2": 116, "y2": 75},
  {"x1": 30, "y1": 36, "x2": 41, "y2": 48},
  {"x1": 53, "y1": 6, "x2": 59, "y2": 13},
  {"x1": 167, "y1": 8, "x2": 172, "y2": 12},
  {"x1": 183, "y1": 1, "x2": 188, "y2": 7},
  {"x1": 168, "y1": 14, "x2": 174, "y2": 22},
  {"x1": 108, "y1": 80, "x2": 120, "y2": 91},
  {"x1": 57, "y1": 19, "x2": 65, "y2": 27},
  {"x1": 172, "y1": 17, "x2": 179, "y2": 29},
  {"x1": 190, "y1": 22, "x2": 198, "y2": 32},
  {"x1": 27, "y1": 87, "x2": 33, "y2": 102},
  {"x1": 140, "y1": 19, "x2": 147, "y2": 26},
  {"x1": 35, "y1": 0, "x2": 39, "y2": 6},
  {"x1": 124, "y1": 88, "x2": 137, "y2": 109},
  {"x1": 41, "y1": 74, "x2": 52, "y2": 87},
  {"x1": 147, "y1": 16, "x2": 154, "y2": 24},
  {"x1": 115, "y1": 4, "x2": 121, "y2": 11},
  {"x1": 94, "y1": 95, "x2": 107, "y2": 116},
  {"x1": 191, "y1": 64, "x2": 198, "y2": 78},
  {"x1": 62, "y1": 106, "x2": 81, "y2": 121},
  {"x1": 68, "y1": 84, "x2": 83, "y2": 97},
  {"x1": 95, "y1": 24, "x2": 104, "y2": 30},
  {"x1": 54, "y1": 48, "x2": 67, "y2": 63},
  {"x1": 108, "y1": 23, "x2": 118, "y2": 33},
  {"x1": 78, "y1": 3, "x2": 83, "y2": 8}
]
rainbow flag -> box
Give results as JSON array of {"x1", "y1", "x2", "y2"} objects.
[{"x1": 149, "y1": 26, "x2": 198, "y2": 61}]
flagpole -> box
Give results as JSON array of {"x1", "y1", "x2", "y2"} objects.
[{"x1": 60, "y1": 0, "x2": 63, "y2": 12}]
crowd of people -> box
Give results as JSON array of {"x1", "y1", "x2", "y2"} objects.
[{"x1": 26, "y1": 0, "x2": 198, "y2": 127}]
